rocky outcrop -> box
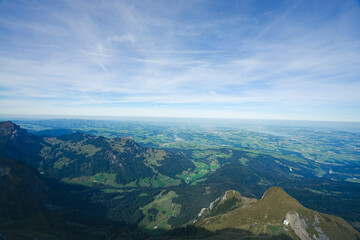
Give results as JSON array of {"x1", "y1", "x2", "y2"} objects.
[
  {"x1": 197, "y1": 190, "x2": 256, "y2": 219},
  {"x1": 286, "y1": 212, "x2": 311, "y2": 240},
  {"x1": 285, "y1": 212, "x2": 330, "y2": 240}
]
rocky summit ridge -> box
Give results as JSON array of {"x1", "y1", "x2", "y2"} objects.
[{"x1": 194, "y1": 187, "x2": 360, "y2": 240}]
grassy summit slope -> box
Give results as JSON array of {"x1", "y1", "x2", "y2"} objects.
[{"x1": 196, "y1": 187, "x2": 360, "y2": 239}]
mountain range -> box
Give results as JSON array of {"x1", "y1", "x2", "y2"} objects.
[
  {"x1": 0, "y1": 121, "x2": 194, "y2": 185},
  {"x1": 0, "y1": 121, "x2": 359, "y2": 239}
]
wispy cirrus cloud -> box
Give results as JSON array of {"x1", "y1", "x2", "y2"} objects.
[{"x1": 0, "y1": 0, "x2": 359, "y2": 120}]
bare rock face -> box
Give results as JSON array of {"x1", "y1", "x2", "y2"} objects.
[
  {"x1": 0, "y1": 121, "x2": 17, "y2": 136},
  {"x1": 286, "y1": 212, "x2": 330, "y2": 240},
  {"x1": 312, "y1": 215, "x2": 330, "y2": 240},
  {"x1": 286, "y1": 212, "x2": 311, "y2": 240}
]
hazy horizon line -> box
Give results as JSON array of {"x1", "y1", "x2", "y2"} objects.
[{"x1": 1, "y1": 113, "x2": 359, "y2": 124}]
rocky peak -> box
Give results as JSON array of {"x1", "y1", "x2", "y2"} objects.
[
  {"x1": 221, "y1": 190, "x2": 243, "y2": 201},
  {"x1": 0, "y1": 121, "x2": 27, "y2": 145},
  {"x1": 0, "y1": 121, "x2": 19, "y2": 136},
  {"x1": 197, "y1": 190, "x2": 256, "y2": 219}
]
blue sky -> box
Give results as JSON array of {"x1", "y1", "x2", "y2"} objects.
[{"x1": 0, "y1": 0, "x2": 360, "y2": 121}]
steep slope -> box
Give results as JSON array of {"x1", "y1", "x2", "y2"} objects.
[
  {"x1": 0, "y1": 121, "x2": 46, "y2": 168},
  {"x1": 195, "y1": 187, "x2": 360, "y2": 240},
  {"x1": 0, "y1": 156, "x2": 83, "y2": 239},
  {"x1": 0, "y1": 156, "x2": 49, "y2": 223},
  {"x1": 0, "y1": 156, "x2": 143, "y2": 240}
]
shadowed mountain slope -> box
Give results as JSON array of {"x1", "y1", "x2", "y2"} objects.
[
  {"x1": 0, "y1": 121, "x2": 47, "y2": 168},
  {"x1": 0, "y1": 156, "x2": 49, "y2": 223},
  {"x1": 0, "y1": 156, "x2": 145, "y2": 240}
]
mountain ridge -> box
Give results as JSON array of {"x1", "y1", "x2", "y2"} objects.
[
  {"x1": 195, "y1": 187, "x2": 360, "y2": 239},
  {"x1": 1, "y1": 121, "x2": 359, "y2": 239},
  {"x1": 0, "y1": 121, "x2": 195, "y2": 186}
]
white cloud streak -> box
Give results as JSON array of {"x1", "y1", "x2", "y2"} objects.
[{"x1": 0, "y1": 0, "x2": 359, "y2": 120}]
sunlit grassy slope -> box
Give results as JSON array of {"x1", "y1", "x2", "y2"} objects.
[{"x1": 196, "y1": 187, "x2": 360, "y2": 239}]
